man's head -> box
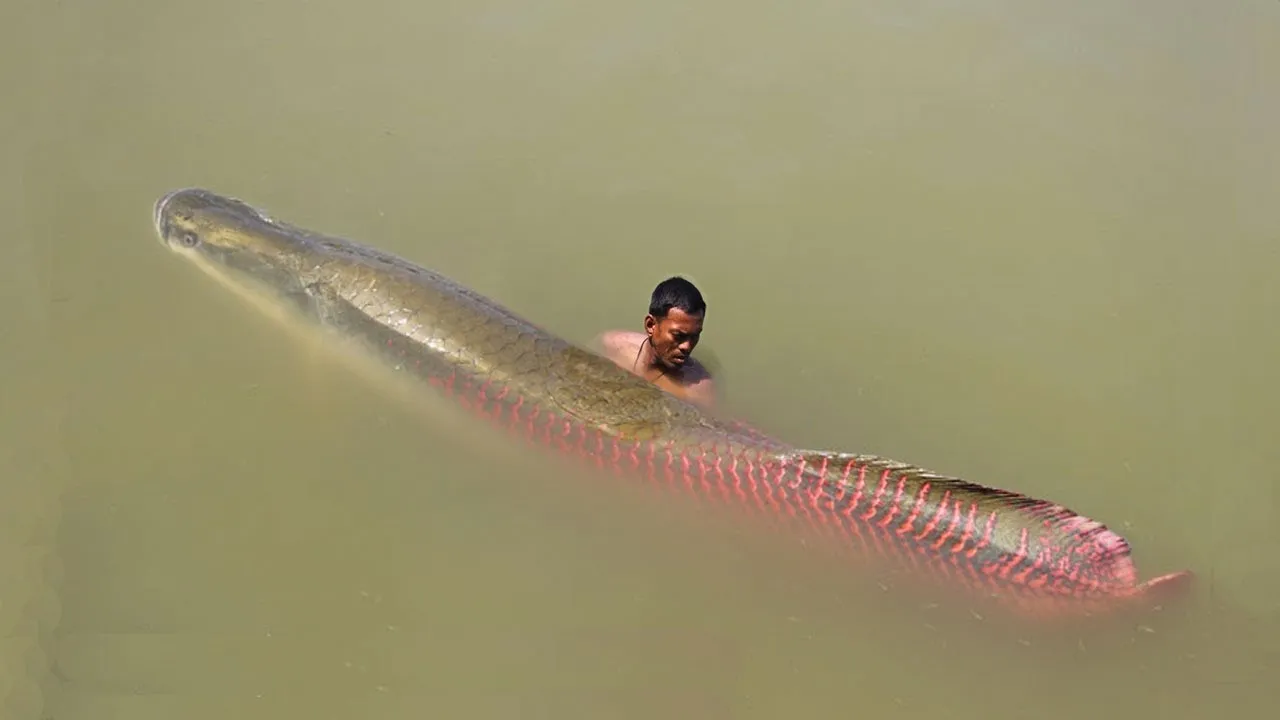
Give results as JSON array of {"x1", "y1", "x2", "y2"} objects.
[{"x1": 643, "y1": 276, "x2": 706, "y2": 370}]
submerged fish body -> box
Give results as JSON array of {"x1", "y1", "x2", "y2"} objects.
[{"x1": 152, "y1": 187, "x2": 1193, "y2": 619}]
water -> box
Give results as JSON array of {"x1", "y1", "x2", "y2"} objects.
[{"x1": 3, "y1": 0, "x2": 1277, "y2": 717}]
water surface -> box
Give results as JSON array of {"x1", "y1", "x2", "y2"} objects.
[{"x1": 2, "y1": 1, "x2": 1277, "y2": 717}]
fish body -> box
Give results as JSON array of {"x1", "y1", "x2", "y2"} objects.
[{"x1": 152, "y1": 188, "x2": 1193, "y2": 618}]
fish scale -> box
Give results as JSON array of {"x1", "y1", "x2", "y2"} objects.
[{"x1": 152, "y1": 187, "x2": 1194, "y2": 620}]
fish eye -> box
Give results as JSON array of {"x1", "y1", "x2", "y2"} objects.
[{"x1": 180, "y1": 232, "x2": 199, "y2": 248}]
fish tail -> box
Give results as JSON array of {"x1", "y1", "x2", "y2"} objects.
[{"x1": 778, "y1": 449, "x2": 1192, "y2": 611}]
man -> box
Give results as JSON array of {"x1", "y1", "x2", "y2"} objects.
[{"x1": 596, "y1": 276, "x2": 717, "y2": 409}]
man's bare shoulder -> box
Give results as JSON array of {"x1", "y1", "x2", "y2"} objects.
[
  {"x1": 593, "y1": 327, "x2": 645, "y2": 366},
  {"x1": 593, "y1": 330, "x2": 645, "y2": 358},
  {"x1": 596, "y1": 330, "x2": 644, "y2": 351}
]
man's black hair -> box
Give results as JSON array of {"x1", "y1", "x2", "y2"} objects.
[{"x1": 648, "y1": 276, "x2": 706, "y2": 318}]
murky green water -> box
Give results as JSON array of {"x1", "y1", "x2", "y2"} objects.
[{"x1": 3, "y1": 1, "x2": 1277, "y2": 717}]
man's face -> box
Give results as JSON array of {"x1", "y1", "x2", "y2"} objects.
[{"x1": 645, "y1": 307, "x2": 704, "y2": 370}]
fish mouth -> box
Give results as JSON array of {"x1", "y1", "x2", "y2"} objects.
[{"x1": 153, "y1": 188, "x2": 183, "y2": 240}]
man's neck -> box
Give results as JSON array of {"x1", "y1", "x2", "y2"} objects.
[
  {"x1": 636, "y1": 340, "x2": 675, "y2": 379},
  {"x1": 634, "y1": 340, "x2": 686, "y2": 381}
]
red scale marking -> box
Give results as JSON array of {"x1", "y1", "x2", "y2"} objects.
[
  {"x1": 728, "y1": 457, "x2": 748, "y2": 508},
  {"x1": 713, "y1": 454, "x2": 734, "y2": 504},
  {"x1": 745, "y1": 458, "x2": 768, "y2": 514},
  {"x1": 845, "y1": 465, "x2": 868, "y2": 519},
  {"x1": 949, "y1": 503, "x2": 980, "y2": 555},
  {"x1": 789, "y1": 466, "x2": 814, "y2": 519},
  {"x1": 896, "y1": 483, "x2": 930, "y2": 537},
  {"x1": 877, "y1": 475, "x2": 908, "y2": 529},
  {"x1": 860, "y1": 470, "x2": 891, "y2": 522},
  {"x1": 913, "y1": 489, "x2": 950, "y2": 542},
  {"x1": 969, "y1": 511, "x2": 997, "y2": 559},
  {"x1": 930, "y1": 498, "x2": 965, "y2": 552},
  {"x1": 771, "y1": 461, "x2": 797, "y2": 519}
]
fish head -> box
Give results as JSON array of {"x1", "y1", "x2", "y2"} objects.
[{"x1": 153, "y1": 187, "x2": 314, "y2": 300}]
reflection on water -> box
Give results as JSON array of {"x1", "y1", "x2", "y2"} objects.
[{"x1": 2, "y1": 0, "x2": 1277, "y2": 717}]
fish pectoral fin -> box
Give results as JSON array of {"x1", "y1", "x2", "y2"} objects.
[
  {"x1": 300, "y1": 281, "x2": 346, "y2": 324},
  {"x1": 278, "y1": 281, "x2": 339, "y2": 325},
  {"x1": 301, "y1": 280, "x2": 331, "y2": 298}
]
